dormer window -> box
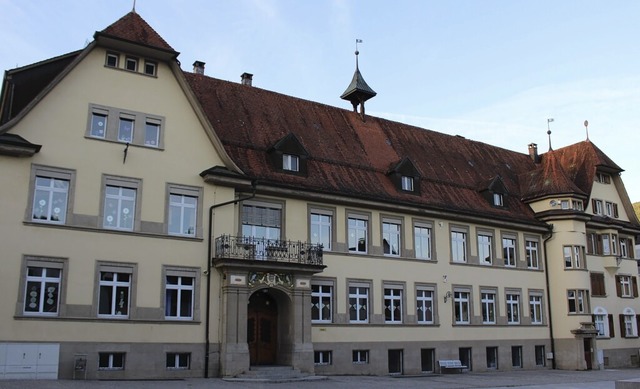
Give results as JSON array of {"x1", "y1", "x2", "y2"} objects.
[
  {"x1": 401, "y1": 176, "x2": 414, "y2": 192},
  {"x1": 283, "y1": 154, "x2": 299, "y2": 172},
  {"x1": 268, "y1": 133, "x2": 308, "y2": 176},
  {"x1": 493, "y1": 193, "x2": 504, "y2": 206},
  {"x1": 125, "y1": 56, "x2": 138, "y2": 72},
  {"x1": 106, "y1": 52, "x2": 119, "y2": 68},
  {"x1": 595, "y1": 172, "x2": 611, "y2": 184}
]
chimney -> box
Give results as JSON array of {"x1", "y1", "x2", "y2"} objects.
[
  {"x1": 241, "y1": 72, "x2": 253, "y2": 86},
  {"x1": 193, "y1": 61, "x2": 205, "y2": 75},
  {"x1": 528, "y1": 143, "x2": 539, "y2": 163}
]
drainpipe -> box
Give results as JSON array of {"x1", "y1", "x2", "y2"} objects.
[
  {"x1": 204, "y1": 181, "x2": 256, "y2": 378},
  {"x1": 542, "y1": 224, "x2": 556, "y2": 369}
]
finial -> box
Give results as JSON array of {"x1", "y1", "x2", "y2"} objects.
[
  {"x1": 584, "y1": 120, "x2": 589, "y2": 141},
  {"x1": 132, "y1": 0, "x2": 136, "y2": 12},
  {"x1": 546, "y1": 118, "x2": 554, "y2": 151},
  {"x1": 355, "y1": 39, "x2": 362, "y2": 68}
]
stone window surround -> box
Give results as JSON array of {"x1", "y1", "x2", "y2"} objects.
[{"x1": 15, "y1": 255, "x2": 69, "y2": 317}]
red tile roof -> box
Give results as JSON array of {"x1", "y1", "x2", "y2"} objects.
[
  {"x1": 98, "y1": 11, "x2": 175, "y2": 52},
  {"x1": 186, "y1": 72, "x2": 551, "y2": 225},
  {"x1": 520, "y1": 151, "x2": 587, "y2": 201}
]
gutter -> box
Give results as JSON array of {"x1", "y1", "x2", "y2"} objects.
[
  {"x1": 204, "y1": 181, "x2": 256, "y2": 378},
  {"x1": 542, "y1": 223, "x2": 556, "y2": 369}
]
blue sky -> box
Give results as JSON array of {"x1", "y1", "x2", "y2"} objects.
[{"x1": 2, "y1": 0, "x2": 639, "y2": 203}]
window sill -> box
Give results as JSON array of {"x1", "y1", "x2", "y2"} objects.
[{"x1": 24, "y1": 221, "x2": 203, "y2": 242}]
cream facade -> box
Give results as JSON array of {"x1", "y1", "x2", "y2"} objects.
[{"x1": 1, "y1": 11, "x2": 639, "y2": 381}]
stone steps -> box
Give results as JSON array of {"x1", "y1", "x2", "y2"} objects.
[{"x1": 224, "y1": 365, "x2": 327, "y2": 383}]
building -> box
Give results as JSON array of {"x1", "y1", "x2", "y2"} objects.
[{"x1": 1, "y1": 10, "x2": 639, "y2": 380}]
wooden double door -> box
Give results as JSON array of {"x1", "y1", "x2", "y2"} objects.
[{"x1": 248, "y1": 292, "x2": 278, "y2": 365}]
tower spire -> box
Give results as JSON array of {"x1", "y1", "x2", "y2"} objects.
[{"x1": 341, "y1": 39, "x2": 376, "y2": 121}]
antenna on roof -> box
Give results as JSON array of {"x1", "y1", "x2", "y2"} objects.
[
  {"x1": 584, "y1": 120, "x2": 590, "y2": 141},
  {"x1": 547, "y1": 118, "x2": 554, "y2": 151}
]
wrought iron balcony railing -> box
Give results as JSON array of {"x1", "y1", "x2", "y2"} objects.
[{"x1": 214, "y1": 235, "x2": 323, "y2": 266}]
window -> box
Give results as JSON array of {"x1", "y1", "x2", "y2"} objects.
[
  {"x1": 502, "y1": 236, "x2": 516, "y2": 267},
  {"x1": 621, "y1": 308, "x2": 638, "y2": 337},
  {"x1": 349, "y1": 284, "x2": 369, "y2": 323},
  {"x1": 352, "y1": 350, "x2": 369, "y2": 364},
  {"x1": 486, "y1": 347, "x2": 498, "y2": 369},
  {"x1": 526, "y1": 239, "x2": 539, "y2": 269},
  {"x1": 511, "y1": 346, "x2": 522, "y2": 368},
  {"x1": 592, "y1": 199, "x2": 603, "y2": 215},
  {"x1": 416, "y1": 288, "x2": 434, "y2": 324},
  {"x1": 24, "y1": 266, "x2": 61, "y2": 316},
  {"x1": 348, "y1": 216, "x2": 368, "y2": 254},
  {"x1": 125, "y1": 56, "x2": 138, "y2": 71},
  {"x1": 31, "y1": 167, "x2": 71, "y2": 224},
  {"x1": 561, "y1": 200, "x2": 570, "y2": 209},
  {"x1": 86, "y1": 104, "x2": 165, "y2": 148},
  {"x1": 616, "y1": 275, "x2": 638, "y2": 298},
  {"x1": 401, "y1": 176, "x2": 414, "y2": 191},
  {"x1": 414, "y1": 223, "x2": 432, "y2": 260},
  {"x1": 620, "y1": 238, "x2": 630, "y2": 258},
  {"x1": 451, "y1": 228, "x2": 468, "y2": 263},
  {"x1": 382, "y1": 220, "x2": 401, "y2": 256},
  {"x1": 165, "y1": 274, "x2": 194, "y2": 320},
  {"x1": 454, "y1": 290, "x2": 470, "y2": 324},
  {"x1": 314, "y1": 351, "x2": 332, "y2": 365},
  {"x1": 99, "y1": 353, "x2": 125, "y2": 370},
  {"x1": 166, "y1": 353, "x2": 190, "y2": 369},
  {"x1": 563, "y1": 246, "x2": 584, "y2": 269},
  {"x1": 567, "y1": 289, "x2": 588, "y2": 314},
  {"x1": 602, "y1": 234, "x2": 611, "y2": 255},
  {"x1": 384, "y1": 287, "x2": 403, "y2": 323},
  {"x1": 98, "y1": 270, "x2": 131, "y2": 317},
  {"x1": 478, "y1": 233, "x2": 493, "y2": 265},
  {"x1": 311, "y1": 282, "x2": 333, "y2": 323},
  {"x1": 144, "y1": 60, "x2": 157, "y2": 76},
  {"x1": 168, "y1": 185, "x2": 201, "y2": 237},
  {"x1": 506, "y1": 293, "x2": 520, "y2": 324},
  {"x1": 106, "y1": 52, "x2": 119, "y2": 67},
  {"x1": 118, "y1": 117, "x2": 134, "y2": 143},
  {"x1": 572, "y1": 200, "x2": 584, "y2": 211},
  {"x1": 242, "y1": 202, "x2": 282, "y2": 240},
  {"x1": 596, "y1": 172, "x2": 611, "y2": 184},
  {"x1": 535, "y1": 345, "x2": 546, "y2": 367},
  {"x1": 586, "y1": 232, "x2": 598, "y2": 255},
  {"x1": 103, "y1": 177, "x2": 138, "y2": 231},
  {"x1": 310, "y1": 211, "x2": 332, "y2": 251},
  {"x1": 493, "y1": 193, "x2": 504, "y2": 206},
  {"x1": 90, "y1": 110, "x2": 108, "y2": 138},
  {"x1": 611, "y1": 234, "x2": 618, "y2": 255},
  {"x1": 481, "y1": 291, "x2": 496, "y2": 324},
  {"x1": 421, "y1": 349, "x2": 435, "y2": 373},
  {"x1": 593, "y1": 307, "x2": 609, "y2": 337},
  {"x1": 529, "y1": 294, "x2": 543, "y2": 324},
  {"x1": 282, "y1": 154, "x2": 299, "y2": 172}
]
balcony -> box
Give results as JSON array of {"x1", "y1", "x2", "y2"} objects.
[{"x1": 214, "y1": 235, "x2": 323, "y2": 266}]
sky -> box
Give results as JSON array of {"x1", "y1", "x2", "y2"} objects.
[{"x1": 1, "y1": 0, "x2": 639, "y2": 202}]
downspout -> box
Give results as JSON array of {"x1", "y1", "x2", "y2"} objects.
[
  {"x1": 542, "y1": 223, "x2": 556, "y2": 369},
  {"x1": 204, "y1": 181, "x2": 256, "y2": 378}
]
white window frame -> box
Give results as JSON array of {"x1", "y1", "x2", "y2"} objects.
[
  {"x1": 125, "y1": 56, "x2": 138, "y2": 72},
  {"x1": 241, "y1": 200, "x2": 283, "y2": 241},
  {"x1": 416, "y1": 287, "x2": 434, "y2": 324},
  {"x1": 282, "y1": 154, "x2": 299, "y2": 172},
  {"x1": 502, "y1": 236, "x2": 517, "y2": 267},
  {"x1": 620, "y1": 275, "x2": 632, "y2": 297},
  {"x1": 167, "y1": 185, "x2": 201, "y2": 237},
  {"x1": 493, "y1": 193, "x2": 504, "y2": 206},
  {"x1": 99, "y1": 352, "x2": 125, "y2": 370},
  {"x1": 526, "y1": 239, "x2": 540, "y2": 269},
  {"x1": 30, "y1": 167, "x2": 72, "y2": 224},
  {"x1": 401, "y1": 176, "x2": 414, "y2": 191},
  {"x1": 348, "y1": 283, "x2": 370, "y2": 323},
  {"x1": 567, "y1": 289, "x2": 588, "y2": 314},
  {"x1": 623, "y1": 308, "x2": 638, "y2": 337},
  {"x1": 506, "y1": 292, "x2": 520, "y2": 324},
  {"x1": 352, "y1": 350, "x2": 369, "y2": 364},
  {"x1": 106, "y1": 52, "x2": 119, "y2": 68},
  {"x1": 384, "y1": 286, "x2": 403, "y2": 323},
  {"x1": 165, "y1": 274, "x2": 195, "y2": 320},
  {"x1": 481, "y1": 290, "x2": 496, "y2": 324},
  {"x1": 593, "y1": 307, "x2": 609, "y2": 337},
  {"x1": 478, "y1": 232, "x2": 493, "y2": 265},
  {"x1": 314, "y1": 351, "x2": 332, "y2": 365},
  {"x1": 593, "y1": 199, "x2": 603, "y2": 215},
  {"x1": 23, "y1": 266, "x2": 62, "y2": 316},
  {"x1": 529, "y1": 293, "x2": 543, "y2": 325},
  {"x1": 414, "y1": 222, "x2": 433, "y2": 260},
  {"x1": 454, "y1": 290, "x2": 470, "y2": 324},
  {"x1": 103, "y1": 179, "x2": 138, "y2": 231},
  {"x1": 166, "y1": 352, "x2": 190, "y2": 370},
  {"x1": 348, "y1": 215, "x2": 368, "y2": 254},
  {"x1": 382, "y1": 219, "x2": 402, "y2": 257},
  {"x1": 98, "y1": 270, "x2": 132, "y2": 318},
  {"x1": 451, "y1": 227, "x2": 468, "y2": 263},
  {"x1": 311, "y1": 281, "x2": 333, "y2": 323},
  {"x1": 620, "y1": 238, "x2": 629, "y2": 258},
  {"x1": 144, "y1": 60, "x2": 157, "y2": 76},
  {"x1": 310, "y1": 210, "x2": 332, "y2": 251},
  {"x1": 86, "y1": 104, "x2": 165, "y2": 149}
]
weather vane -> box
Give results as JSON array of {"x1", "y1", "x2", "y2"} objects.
[
  {"x1": 584, "y1": 120, "x2": 589, "y2": 141},
  {"x1": 546, "y1": 118, "x2": 554, "y2": 151}
]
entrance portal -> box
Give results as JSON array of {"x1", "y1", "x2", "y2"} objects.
[
  {"x1": 248, "y1": 291, "x2": 278, "y2": 365},
  {"x1": 584, "y1": 338, "x2": 593, "y2": 370}
]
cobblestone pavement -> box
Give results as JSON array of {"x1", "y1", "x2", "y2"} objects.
[{"x1": 2, "y1": 369, "x2": 640, "y2": 389}]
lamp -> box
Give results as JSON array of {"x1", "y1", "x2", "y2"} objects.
[{"x1": 444, "y1": 291, "x2": 452, "y2": 303}]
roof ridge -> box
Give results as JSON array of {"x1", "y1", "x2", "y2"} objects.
[{"x1": 98, "y1": 11, "x2": 175, "y2": 52}]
